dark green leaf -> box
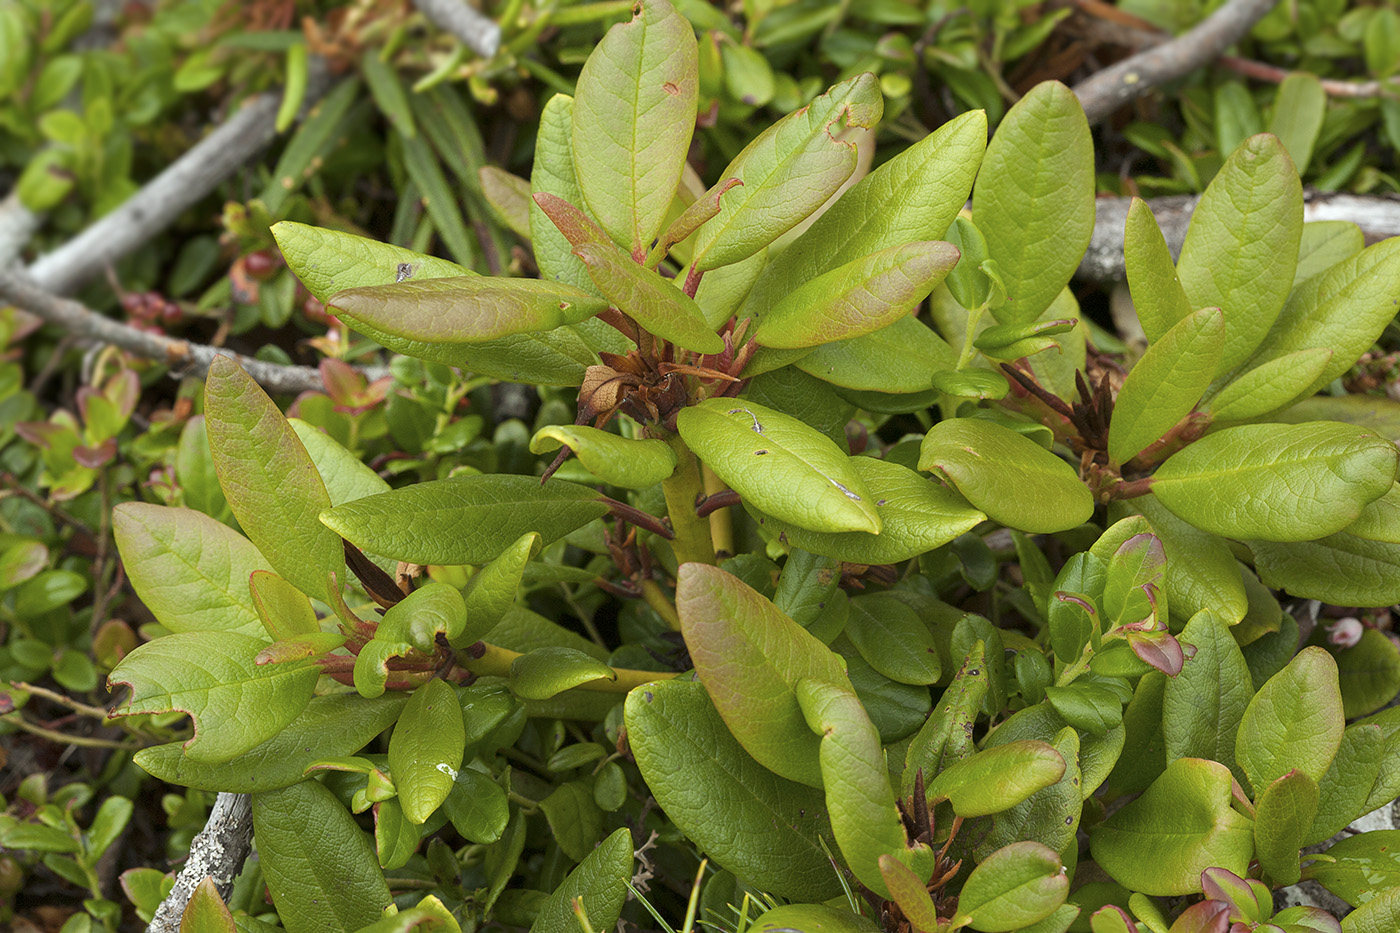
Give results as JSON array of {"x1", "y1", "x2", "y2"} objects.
[
  {"x1": 319, "y1": 474, "x2": 609, "y2": 565},
  {"x1": 252, "y1": 780, "x2": 391, "y2": 933},
  {"x1": 625, "y1": 679, "x2": 838, "y2": 900}
]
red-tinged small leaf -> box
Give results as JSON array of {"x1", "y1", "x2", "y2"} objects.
[
  {"x1": 1088, "y1": 905, "x2": 1137, "y2": 933},
  {"x1": 878, "y1": 855, "x2": 940, "y2": 932},
  {"x1": 1200, "y1": 867, "x2": 1264, "y2": 920},
  {"x1": 1127, "y1": 631, "x2": 1184, "y2": 676},
  {"x1": 533, "y1": 192, "x2": 613, "y2": 251},
  {"x1": 330, "y1": 276, "x2": 609, "y2": 344},
  {"x1": 651, "y1": 178, "x2": 742, "y2": 264},
  {"x1": 1168, "y1": 901, "x2": 1230, "y2": 933},
  {"x1": 179, "y1": 876, "x2": 235, "y2": 933},
  {"x1": 573, "y1": 241, "x2": 724, "y2": 354}
]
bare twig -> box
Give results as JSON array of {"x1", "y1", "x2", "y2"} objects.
[
  {"x1": 1219, "y1": 55, "x2": 1400, "y2": 99},
  {"x1": 26, "y1": 59, "x2": 332, "y2": 296},
  {"x1": 1071, "y1": 0, "x2": 1279, "y2": 125},
  {"x1": 0, "y1": 271, "x2": 388, "y2": 394},
  {"x1": 0, "y1": 192, "x2": 43, "y2": 270},
  {"x1": 413, "y1": 0, "x2": 501, "y2": 60},
  {"x1": 146, "y1": 792, "x2": 254, "y2": 933},
  {"x1": 1078, "y1": 189, "x2": 1400, "y2": 281}
]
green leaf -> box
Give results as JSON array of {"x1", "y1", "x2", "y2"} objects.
[
  {"x1": 112, "y1": 503, "x2": 270, "y2": 638},
  {"x1": 753, "y1": 242, "x2": 959, "y2": 349},
  {"x1": 1342, "y1": 886, "x2": 1400, "y2": 933},
  {"x1": 133, "y1": 693, "x2": 406, "y2": 792},
  {"x1": 677, "y1": 563, "x2": 850, "y2": 787},
  {"x1": 319, "y1": 474, "x2": 609, "y2": 565},
  {"x1": 1177, "y1": 134, "x2": 1303, "y2": 372},
  {"x1": 679, "y1": 398, "x2": 881, "y2": 534},
  {"x1": 573, "y1": 241, "x2": 724, "y2": 354},
  {"x1": 1295, "y1": 220, "x2": 1365, "y2": 286},
  {"x1": 373, "y1": 798, "x2": 419, "y2": 871},
  {"x1": 1206, "y1": 348, "x2": 1334, "y2": 423},
  {"x1": 1268, "y1": 73, "x2": 1325, "y2": 175},
  {"x1": 572, "y1": 0, "x2": 697, "y2": 257},
  {"x1": 540, "y1": 781, "x2": 604, "y2": 862},
  {"x1": 958, "y1": 842, "x2": 1069, "y2": 933},
  {"x1": 529, "y1": 426, "x2": 676, "y2": 489},
  {"x1": 388, "y1": 680, "x2": 465, "y2": 824},
  {"x1": 109, "y1": 632, "x2": 318, "y2": 764},
  {"x1": 925, "y1": 740, "x2": 1065, "y2": 818},
  {"x1": 289, "y1": 420, "x2": 390, "y2": 507},
  {"x1": 251, "y1": 780, "x2": 391, "y2": 933},
  {"x1": 903, "y1": 642, "x2": 988, "y2": 795},
  {"x1": 1250, "y1": 533, "x2": 1400, "y2": 606},
  {"x1": 249, "y1": 571, "x2": 318, "y2": 641},
  {"x1": 527, "y1": 827, "x2": 633, "y2": 933},
  {"x1": 1108, "y1": 308, "x2": 1223, "y2": 464},
  {"x1": 274, "y1": 221, "x2": 595, "y2": 386},
  {"x1": 1089, "y1": 757, "x2": 1255, "y2": 896},
  {"x1": 1336, "y1": 628, "x2": 1400, "y2": 717},
  {"x1": 1151, "y1": 422, "x2": 1397, "y2": 542},
  {"x1": 747, "y1": 905, "x2": 878, "y2": 933},
  {"x1": 1306, "y1": 830, "x2": 1400, "y2": 907},
  {"x1": 918, "y1": 418, "x2": 1092, "y2": 534},
  {"x1": 973, "y1": 81, "x2": 1094, "y2": 325},
  {"x1": 752, "y1": 455, "x2": 984, "y2": 566},
  {"x1": 377, "y1": 582, "x2": 465, "y2": 654},
  {"x1": 1101, "y1": 528, "x2": 1167, "y2": 627},
  {"x1": 1044, "y1": 683, "x2": 1123, "y2": 737},
  {"x1": 794, "y1": 315, "x2": 957, "y2": 393},
  {"x1": 972, "y1": 727, "x2": 1081, "y2": 868},
  {"x1": 510, "y1": 647, "x2": 616, "y2": 699},
  {"x1": 177, "y1": 416, "x2": 229, "y2": 522},
  {"x1": 531, "y1": 95, "x2": 598, "y2": 299},
  {"x1": 205, "y1": 357, "x2": 342, "y2": 604},
  {"x1": 480, "y1": 166, "x2": 533, "y2": 239},
  {"x1": 181, "y1": 876, "x2": 236, "y2": 933},
  {"x1": 1236, "y1": 647, "x2": 1344, "y2": 795},
  {"x1": 692, "y1": 74, "x2": 883, "y2": 271},
  {"x1": 1164, "y1": 610, "x2": 1253, "y2": 784},
  {"x1": 1307, "y1": 724, "x2": 1385, "y2": 845},
  {"x1": 1124, "y1": 198, "x2": 1194, "y2": 344},
  {"x1": 458, "y1": 534, "x2": 540, "y2": 648},
  {"x1": 1254, "y1": 770, "x2": 1317, "y2": 886},
  {"x1": 1243, "y1": 237, "x2": 1400, "y2": 398},
  {"x1": 795, "y1": 677, "x2": 916, "y2": 900},
  {"x1": 844, "y1": 593, "x2": 941, "y2": 685},
  {"x1": 744, "y1": 109, "x2": 986, "y2": 313},
  {"x1": 273, "y1": 221, "x2": 470, "y2": 305},
  {"x1": 329, "y1": 277, "x2": 608, "y2": 343},
  {"x1": 442, "y1": 768, "x2": 508, "y2": 844},
  {"x1": 625, "y1": 679, "x2": 838, "y2": 900}
]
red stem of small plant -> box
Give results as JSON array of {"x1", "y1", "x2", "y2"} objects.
[{"x1": 682, "y1": 264, "x2": 703, "y2": 298}]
